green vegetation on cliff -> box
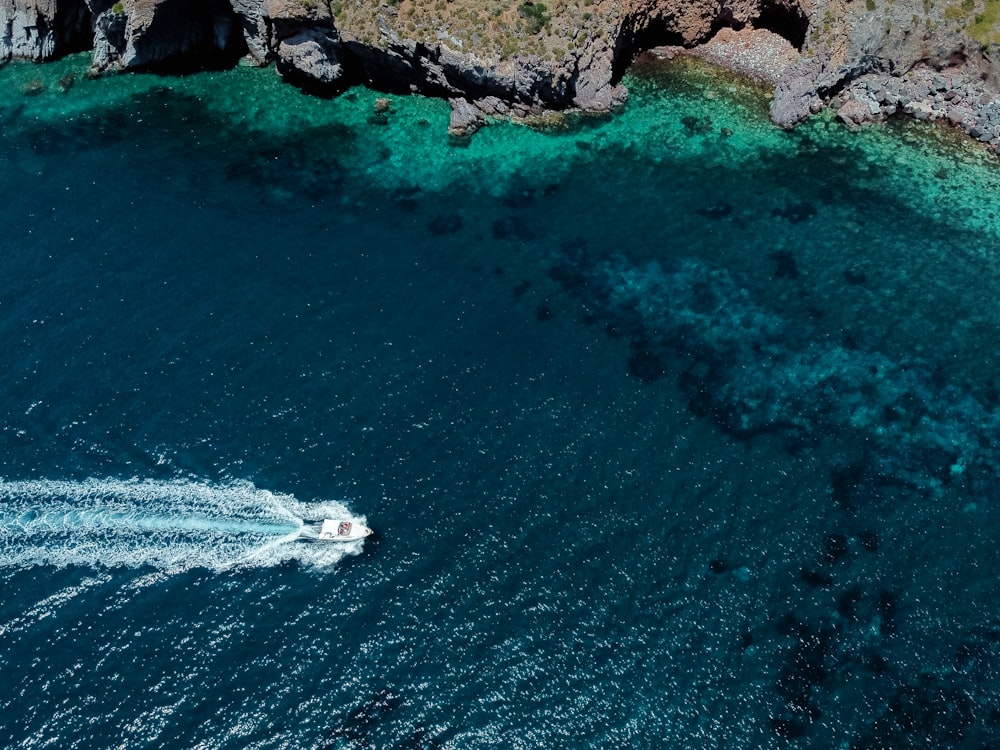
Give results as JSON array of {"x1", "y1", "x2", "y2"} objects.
[
  {"x1": 944, "y1": 0, "x2": 1000, "y2": 45},
  {"x1": 333, "y1": 0, "x2": 611, "y2": 61},
  {"x1": 970, "y1": 0, "x2": 1000, "y2": 45}
]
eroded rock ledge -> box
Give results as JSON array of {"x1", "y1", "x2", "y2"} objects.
[{"x1": 2, "y1": 0, "x2": 999, "y2": 149}]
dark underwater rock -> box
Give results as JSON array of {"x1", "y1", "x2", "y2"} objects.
[
  {"x1": 549, "y1": 251, "x2": 1000, "y2": 496},
  {"x1": 627, "y1": 340, "x2": 667, "y2": 383},
  {"x1": 321, "y1": 690, "x2": 402, "y2": 749},
  {"x1": 768, "y1": 250, "x2": 800, "y2": 279},
  {"x1": 952, "y1": 621, "x2": 1000, "y2": 676},
  {"x1": 800, "y1": 568, "x2": 833, "y2": 588},
  {"x1": 771, "y1": 201, "x2": 817, "y2": 224},
  {"x1": 500, "y1": 188, "x2": 536, "y2": 209},
  {"x1": 546, "y1": 244, "x2": 595, "y2": 295},
  {"x1": 836, "y1": 585, "x2": 863, "y2": 621},
  {"x1": 774, "y1": 625, "x2": 830, "y2": 731},
  {"x1": 493, "y1": 215, "x2": 536, "y2": 242},
  {"x1": 850, "y1": 677, "x2": 976, "y2": 750},
  {"x1": 391, "y1": 186, "x2": 420, "y2": 212},
  {"x1": 844, "y1": 268, "x2": 867, "y2": 285},
  {"x1": 695, "y1": 201, "x2": 733, "y2": 220},
  {"x1": 708, "y1": 558, "x2": 728, "y2": 574},
  {"x1": 22, "y1": 78, "x2": 46, "y2": 96},
  {"x1": 427, "y1": 213, "x2": 463, "y2": 235},
  {"x1": 858, "y1": 529, "x2": 879, "y2": 552},
  {"x1": 861, "y1": 648, "x2": 889, "y2": 676},
  {"x1": 831, "y1": 462, "x2": 866, "y2": 511},
  {"x1": 512, "y1": 280, "x2": 531, "y2": 299},
  {"x1": 681, "y1": 114, "x2": 713, "y2": 134}
]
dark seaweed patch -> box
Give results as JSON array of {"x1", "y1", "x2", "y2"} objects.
[
  {"x1": 681, "y1": 114, "x2": 713, "y2": 134},
  {"x1": 772, "y1": 201, "x2": 817, "y2": 223},
  {"x1": 800, "y1": 568, "x2": 833, "y2": 588},
  {"x1": 695, "y1": 201, "x2": 733, "y2": 219},
  {"x1": 627, "y1": 339, "x2": 666, "y2": 383},
  {"x1": 844, "y1": 268, "x2": 867, "y2": 285},
  {"x1": 768, "y1": 250, "x2": 800, "y2": 280},
  {"x1": 493, "y1": 215, "x2": 536, "y2": 242}
]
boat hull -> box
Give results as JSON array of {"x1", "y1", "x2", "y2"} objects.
[{"x1": 317, "y1": 519, "x2": 372, "y2": 542}]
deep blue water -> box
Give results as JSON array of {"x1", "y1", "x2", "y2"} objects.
[{"x1": 2, "y1": 54, "x2": 1000, "y2": 748}]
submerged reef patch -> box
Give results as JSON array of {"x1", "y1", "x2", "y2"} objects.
[{"x1": 549, "y1": 251, "x2": 1000, "y2": 498}]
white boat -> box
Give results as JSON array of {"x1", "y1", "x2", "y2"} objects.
[{"x1": 317, "y1": 519, "x2": 372, "y2": 542}]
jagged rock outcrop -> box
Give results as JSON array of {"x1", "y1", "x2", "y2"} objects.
[
  {"x1": 87, "y1": 0, "x2": 243, "y2": 71},
  {"x1": 448, "y1": 96, "x2": 485, "y2": 138},
  {"x1": 274, "y1": 29, "x2": 341, "y2": 86},
  {"x1": 227, "y1": 0, "x2": 266, "y2": 61},
  {"x1": 561, "y1": 32, "x2": 624, "y2": 111},
  {"x1": 0, "y1": 0, "x2": 90, "y2": 60},
  {"x1": 228, "y1": 0, "x2": 616, "y2": 112},
  {"x1": 770, "y1": 0, "x2": 1000, "y2": 128},
  {"x1": 770, "y1": 45, "x2": 852, "y2": 127},
  {"x1": 261, "y1": 0, "x2": 342, "y2": 89}
]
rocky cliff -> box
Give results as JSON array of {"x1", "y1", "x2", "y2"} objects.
[
  {"x1": 1, "y1": 0, "x2": 91, "y2": 59},
  {"x1": 2, "y1": 0, "x2": 999, "y2": 146}
]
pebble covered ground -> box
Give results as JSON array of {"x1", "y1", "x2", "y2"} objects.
[{"x1": 654, "y1": 28, "x2": 800, "y2": 86}]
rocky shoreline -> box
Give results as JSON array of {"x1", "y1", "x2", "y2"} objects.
[
  {"x1": 652, "y1": 27, "x2": 1000, "y2": 153},
  {"x1": 2, "y1": 0, "x2": 1000, "y2": 151},
  {"x1": 769, "y1": 45, "x2": 1000, "y2": 153},
  {"x1": 829, "y1": 65, "x2": 1000, "y2": 149}
]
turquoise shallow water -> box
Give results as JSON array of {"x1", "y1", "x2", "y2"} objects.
[{"x1": 1, "y1": 53, "x2": 1000, "y2": 748}]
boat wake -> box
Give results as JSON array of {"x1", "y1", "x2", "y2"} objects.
[{"x1": 0, "y1": 478, "x2": 368, "y2": 571}]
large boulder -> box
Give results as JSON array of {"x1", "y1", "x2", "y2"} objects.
[
  {"x1": 260, "y1": 0, "x2": 344, "y2": 90},
  {"x1": 275, "y1": 28, "x2": 342, "y2": 87},
  {"x1": 447, "y1": 97, "x2": 485, "y2": 138}
]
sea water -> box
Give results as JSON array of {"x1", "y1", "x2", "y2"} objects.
[{"x1": 1, "y1": 53, "x2": 999, "y2": 748}]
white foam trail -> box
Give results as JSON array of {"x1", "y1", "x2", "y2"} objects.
[{"x1": 0, "y1": 478, "x2": 368, "y2": 571}]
